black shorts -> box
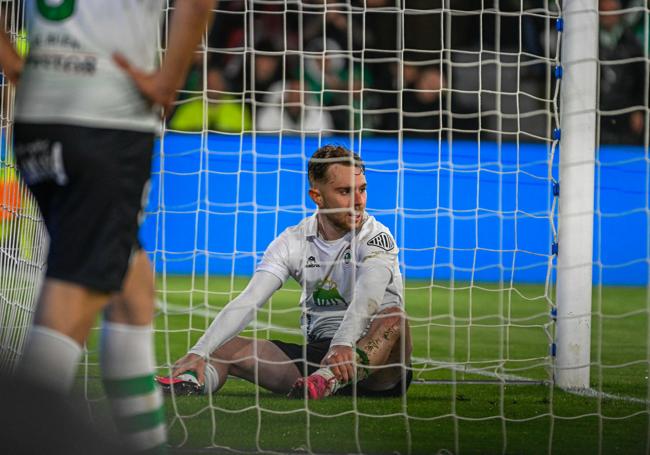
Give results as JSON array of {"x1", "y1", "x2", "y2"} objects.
[
  {"x1": 271, "y1": 338, "x2": 413, "y2": 398},
  {"x1": 13, "y1": 123, "x2": 153, "y2": 292}
]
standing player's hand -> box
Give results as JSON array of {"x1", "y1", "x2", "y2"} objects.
[
  {"x1": 3, "y1": 57, "x2": 22, "y2": 85},
  {"x1": 172, "y1": 352, "x2": 207, "y2": 385},
  {"x1": 112, "y1": 53, "x2": 176, "y2": 113},
  {"x1": 322, "y1": 345, "x2": 356, "y2": 383},
  {"x1": 0, "y1": 33, "x2": 23, "y2": 85}
]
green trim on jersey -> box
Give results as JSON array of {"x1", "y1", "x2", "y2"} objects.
[{"x1": 37, "y1": 0, "x2": 75, "y2": 21}]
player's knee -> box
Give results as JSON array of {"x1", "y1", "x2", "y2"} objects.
[
  {"x1": 229, "y1": 358, "x2": 254, "y2": 377},
  {"x1": 122, "y1": 251, "x2": 156, "y2": 307},
  {"x1": 106, "y1": 293, "x2": 154, "y2": 325},
  {"x1": 216, "y1": 338, "x2": 256, "y2": 374},
  {"x1": 211, "y1": 338, "x2": 241, "y2": 362}
]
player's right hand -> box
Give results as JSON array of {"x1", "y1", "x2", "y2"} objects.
[
  {"x1": 322, "y1": 345, "x2": 356, "y2": 384},
  {"x1": 172, "y1": 352, "x2": 207, "y2": 385},
  {"x1": 112, "y1": 53, "x2": 176, "y2": 113}
]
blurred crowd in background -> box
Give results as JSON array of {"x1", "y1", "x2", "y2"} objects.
[{"x1": 169, "y1": 0, "x2": 648, "y2": 145}]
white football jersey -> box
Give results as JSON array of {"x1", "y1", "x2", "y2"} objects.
[
  {"x1": 258, "y1": 213, "x2": 404, "y2": 343},
  {"x1": 15, "y1": 0, "x2": 164, "y2": 132}
]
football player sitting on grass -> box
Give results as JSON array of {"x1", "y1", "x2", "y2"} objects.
[{"x1": 157, "y1": 145, "x2": 412, "y2": 399}]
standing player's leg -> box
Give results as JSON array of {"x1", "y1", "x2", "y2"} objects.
[
  {"x1": 13, "y1": 122, "x2": 164, "y2": 452},
  {"x1": 12, "y1": 124, "x2": 115, "y2": 394},
  {"x1": 16, "y1": 280, "x2": 110, "y2": 392},
  {"x1": 101, "y1": 250, "x2": 167, "y2": 453},
  {"x1": 96, "y1": 128, "x2": 166, "y2": 453},
  {"x1": 291, "y1": 306, "x2": 412, "y2": 399}
]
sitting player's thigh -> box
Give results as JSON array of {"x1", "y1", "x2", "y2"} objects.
[{"x1": 214, "y1": 336, "x2": 302, "y2": 393}]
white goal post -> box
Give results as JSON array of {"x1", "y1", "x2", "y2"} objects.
[
  {"x1": 0, "y1": 0, "x2": 48, "y2": 374},
  {"x1": 555, "y1": 0, "x2": 598, "y2": 389}
]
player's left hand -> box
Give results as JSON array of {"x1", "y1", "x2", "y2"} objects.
[
  {"x1": 322, "y1": 345, "x2": 355, "y2": 383},
  {"x1": 172, "y1": 352, "x2": 207, "y2": 385},
  {"x1": 112, "y1": 53, "x2": 176, "y2": 114}
]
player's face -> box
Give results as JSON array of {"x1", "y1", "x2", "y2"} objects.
[{"x1": 312, "y1": 163, "x2": 367, "y2": 233}]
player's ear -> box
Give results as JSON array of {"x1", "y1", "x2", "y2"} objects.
[{"x1": 309, "y1": 187, "x2": 323, "y2": 207}]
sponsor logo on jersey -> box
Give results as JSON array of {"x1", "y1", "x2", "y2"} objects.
[
  {"x1": 313, "y1": 279, "x2": 346, "y2": 307},
  {"x1": 306, "y1": 256, "x2": 320, "y2": 268},
  {"x1": 367, "y1": 232, "x2": 395, "y2": 251},
  {"x1": 27, "y1": 52, "x2": 97, "y2": 76}
]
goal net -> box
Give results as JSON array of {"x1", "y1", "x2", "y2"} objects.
[
  {"x1": 1, "y1": 0, "x2": 649, "y2": 453},
  {"x1": 0, "y1": 0, "x2": 47, "y2": 373}
]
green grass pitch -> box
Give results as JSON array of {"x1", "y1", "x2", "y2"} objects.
[{"x1": 82, "y1": 276, "x2": 648, "y2": 454}]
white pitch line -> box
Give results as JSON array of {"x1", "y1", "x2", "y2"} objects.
[
  {"x1": 413, "y1": 357, "x2": 650, "y2": 405},
  {"x1": 158, "y1": 300, "x2": 650, "y2": 405},
  {"x1": 564, "y1": 387, "x2": 650, "y2": 405},
  {"x1": 410, "y1": 357, "x2": 548, "y2": 384}
]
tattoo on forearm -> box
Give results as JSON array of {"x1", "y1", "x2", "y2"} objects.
[
  {"x1": 383, "y1": 326, "x2": 397, "y2": 340},
  {"x1": 363, "y1": 338, "x2": 381, "y2": 354}
]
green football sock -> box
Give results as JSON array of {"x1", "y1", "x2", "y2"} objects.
[{"x1": 101, "y1": 322, "x2": 167, "y2": 453}]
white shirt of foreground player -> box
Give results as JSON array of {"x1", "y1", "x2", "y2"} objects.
[
  {"x1": 190, "y1": 213, "x2": 404, "y2": 358},
  {"x1": 16, "y1": 0, "x2": 164, "y2": 132}
]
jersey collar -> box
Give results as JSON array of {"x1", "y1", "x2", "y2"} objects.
[
  {"x1": 306, "y1": 212, "x2": 370, "y2": 240},
  {"x1": 305, "y1": 213, "x2": 319, "y2": 239}
]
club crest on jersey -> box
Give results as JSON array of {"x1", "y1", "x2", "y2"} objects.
[
  {"x1": 367, "y1": 232, "x2": 395, "y2": 251},
  {"x1": 343, "y1": 248, "x2": 352, "y2": 265},
  {"x1": 306, "y1": 256, "x2": 320, "y2": 268}
]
